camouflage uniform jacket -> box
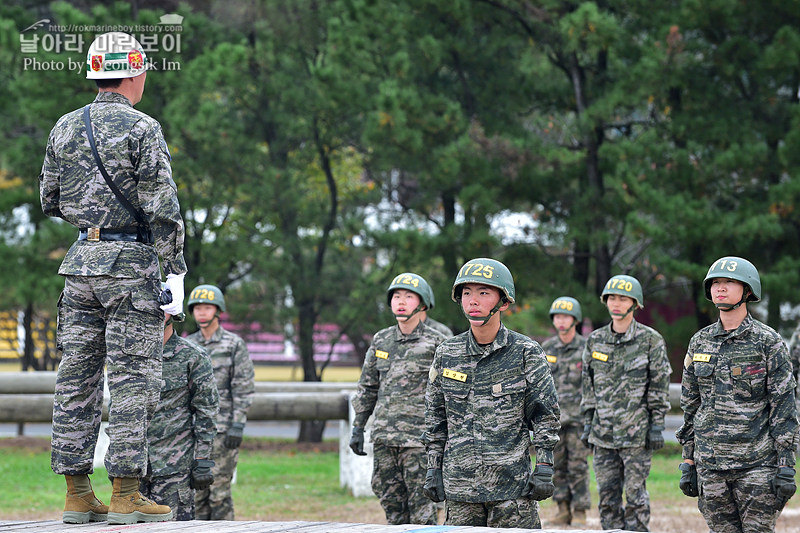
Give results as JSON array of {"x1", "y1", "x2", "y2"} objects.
[
  {"x1": 148, "y1": 332, "x2": 219, "y2": 476},
  {"x1": 39, "y1": 92, "x2": 186, "y2": 278},
  {"x1": 677, "y1": 314, "x2": 799, "y2": 469},
  {"x1": 352, "y1": 321, "x2": 448, "y2": 447},
  {"x1": 581, "y1": 319, "x2": 671, "y2": 449},
  {"x1": 186, "y1": 326, "x2": 254, "y2": 432},
  {"x1": 424, "y1": 324, "x2": 561, "y2": 503},
  {"x1": 424, "y1": 318, "x2": 454, "y2": 338},
  {"x1": 542, "y1": 333, "x2": 587, "y2": 426},
  {"x1": 787, "y1": 323, "x2": 800, "y2": 395}
]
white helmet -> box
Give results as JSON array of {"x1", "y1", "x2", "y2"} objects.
[{"x1": 86, "y1": 32, "x2": 147, "y2": 79}]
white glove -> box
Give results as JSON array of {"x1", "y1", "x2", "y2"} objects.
[{"x1": 160, "y1": 272, "x2": 185, "y2": 316}]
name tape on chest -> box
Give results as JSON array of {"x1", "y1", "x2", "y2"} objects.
[
  {"x1": 693, "y1": 353, "x2": 712, "y2": 363},
  {"x1": 546, "y1": 355, "x2": 557, "y2": 364},
  {"x1": 591, "y1": 351, "x2": 609, "y2": 362},
  {"x1": 443, "y1": 368, "x2": 467, "y2": 382},
  {"x1": 375, "y1": 350, "x2": 389, "y2": 360}
]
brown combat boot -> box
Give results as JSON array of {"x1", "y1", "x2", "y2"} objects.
[
  {"x1": 553, "y1": 500, "x2": 571, "y2": 525},
  {"x1": 571, "y1": 508, "x2": 587, "y2": 526},
  {"x1": 107, "y1": 477, "x2": 172, "y2": 524},
  {"x1": 63, "y1": 474, "x2": 109, "y2": 524}
]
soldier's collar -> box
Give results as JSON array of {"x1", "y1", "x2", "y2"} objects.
[
  {"x1": 94, "y1": 91, "x2": 134, "y2": 107},
  {"x1": 711, "y1": 313, "x2": 753, "y2": 338},
  {"x1": 466, "y1": 323, "x2": 510, "y2": 355}
]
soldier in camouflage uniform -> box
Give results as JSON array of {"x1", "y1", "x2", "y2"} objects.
[
  {"x1": 542, "y1": 296, "x2": 590, "y2": 526},
  {"x1": 40, "y1": 32, "x2": 185, "y2": 525},
  {"x1": 580, "y1": 274, "x2": 671, "y2": 532},
  {"x1": 419, "y1": 282, "x2": 454, "y2": 338},
  {"x1": 677, "y1": 256, "x2": 799, "y2": 533},
  {"x1": 186, "y1": 284, "x2": 254, "y2": 520},
  {"x1": 140, "y1": 306, "x2": 219, "y2": 520},
  {"x1": 350, "y1": 272, "x2": 448, "y2": 524},
  {"x1": 423, "y1": 258, "x2": 560, "y2": 528},
  {"x1": 787, "y1": 323, "x2": 800, "y2": 397}
]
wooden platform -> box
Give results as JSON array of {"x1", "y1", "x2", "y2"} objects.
[{"x1": 0, "y1": 521, "x2": 628, "y2": 533}]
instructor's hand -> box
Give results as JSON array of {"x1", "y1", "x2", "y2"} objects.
[
  {"x1": 349, "y1": 426, "x2": 366, "y2": 456},
  {"x1": 423, "y1": 468, "x2": 445, "y2": 502}
]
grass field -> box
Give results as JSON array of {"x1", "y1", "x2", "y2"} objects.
[{"x1": 2, "y1": 437, "x2": 799, "y2": 532}]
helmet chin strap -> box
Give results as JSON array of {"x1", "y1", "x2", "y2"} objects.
[
  {"x1": 394, "y1": 305, "x2": 425, "y2": 321},
  {"x1": 562, "y1": 319, "x2": 577, "y2": 332},
  {"x1": 609, "y1": 303, "x2": 637, "y2": 320},
  {"x1": 460, "y1": 299, "x2": 505, "y2": 326},
  {"x1": 198, "y1": 313, "x2": 220, "y2": 328},
  {"x1": 716, "y1": 291, "x2": 749, "y2": 312}
]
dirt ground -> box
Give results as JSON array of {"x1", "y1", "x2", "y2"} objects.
[{"x1": 4, "y1": 436, "x2": 799, "y2": 532}]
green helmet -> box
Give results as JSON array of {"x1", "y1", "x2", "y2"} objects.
[
  {"x1": 601, "y1": 274, "x2": 644, "y2": 309},
  {"x1": 549, "y1": 296, "x2": 582, "y2": 322},
  {"x1": 451, "y1": 258, "x2": 515, "y2": 304},
  {"x1": 187, "y1": 284, "x2": 226, "y2": 313},
  {"x1": 386, "y1": 272, "x2": 432, "y2": 309},
  {"x1": 704, "y1": 256, "x2": 761, "y2": 303}
]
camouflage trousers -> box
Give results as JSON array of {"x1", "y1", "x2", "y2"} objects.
[
  {"x1": 140, "y1": 472, "x2": 195, "y2": 521},
  {"x1": 593, "y1": 445, "x2": 652, "y2": 531},
  {"x1": 553, "y1": 423, "x2": 591, "y2": 511},
  {"x1": 696, "y1": 465, "x2": 781, "y2": 533},
  {"x1": 195, "y1": 432, "x2": 238, "y2": 520},
  {"x1": 371, "y1": 442, "x2": 436, "y2": 525},
  {"x1": 51, "y1": 276, "x2": 163, "y2": 478},
  {"x1": 445, "y1": 498, "x2": 541, "y2": 528}
]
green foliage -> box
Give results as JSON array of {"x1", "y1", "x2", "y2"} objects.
[{"x1": 4, "y1": 0, "x2": 800, "y2": 378}]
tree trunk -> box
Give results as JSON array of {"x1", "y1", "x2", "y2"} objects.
[
  {"x1": 296, "y1": 301, "x2": 325, "y2": 442},
  {"x1": 21, "y1": 303, "x2": 40, "y2": 372}
]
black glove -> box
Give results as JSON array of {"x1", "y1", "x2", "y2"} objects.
[
  {"x1": 646, "y1": 424, "x2": 665, "y2": 451},
  {"x1": 224, "y1": 422, "x2": 244, "y2": 449},
  {"x1": 423, "y1": 468, "x2": 445, "y2": 502},
  {"x1": 523, "y1": 463, "x2": 555, "y2": 501},
  {"x1": 580, "y1": 423, "x2": 591, "y2": 448},
  {"x1": 678, "y1": 462, "x2": 698, "y2": 497},
  {"x1": 349, "y1": 426, "x2": 366, "y2": 456},
  {"x1": 190, "y1": 459, "x2": 215, "y2": 490},
  {"x1": 771, "y1": 466, "x2": 797, "y2": 510}
]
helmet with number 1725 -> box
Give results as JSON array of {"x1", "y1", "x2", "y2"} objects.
[{"x1": 451, "y1": 258, "x2": 515, "y2": 304}]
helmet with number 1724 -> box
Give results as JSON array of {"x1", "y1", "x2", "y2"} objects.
[{"x1": 386, "y1": 272, "x2": 433, "y2": 309}]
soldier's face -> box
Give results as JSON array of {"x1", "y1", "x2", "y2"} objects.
[
  {"x1": 709, "y1": 277, "x2": 745, "y2": 305},
  {"x1": 391, "y1": 289, "x2": 421, "y2": 321},
  {"x1": 552, "y1": 314, "x2": 575, "y2": 332},
  {"x1": 460, "y1": 283, "x2": 506, "y2": 319},
  {"x1": 606, "y1": 294, "x2": 635, "y2": 315},
  {"x1": 192, "y1": 303, "x2": 218, "y2": 326}
]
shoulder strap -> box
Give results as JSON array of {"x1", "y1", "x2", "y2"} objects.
[{"x1": 82, "y1": 104, "x2": 149, "y2": 229}]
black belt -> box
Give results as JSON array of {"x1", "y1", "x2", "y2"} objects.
[{"x1": 78, "y1": 228, "x2": 150, "y2": 243}]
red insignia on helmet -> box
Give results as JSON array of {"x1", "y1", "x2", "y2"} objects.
[
  {"x1": 91, "y1": 55, "x2": 103, "y2": 72},
  {"x1": 128, "y1": 50, "x2": 144, "y2": 70}
]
